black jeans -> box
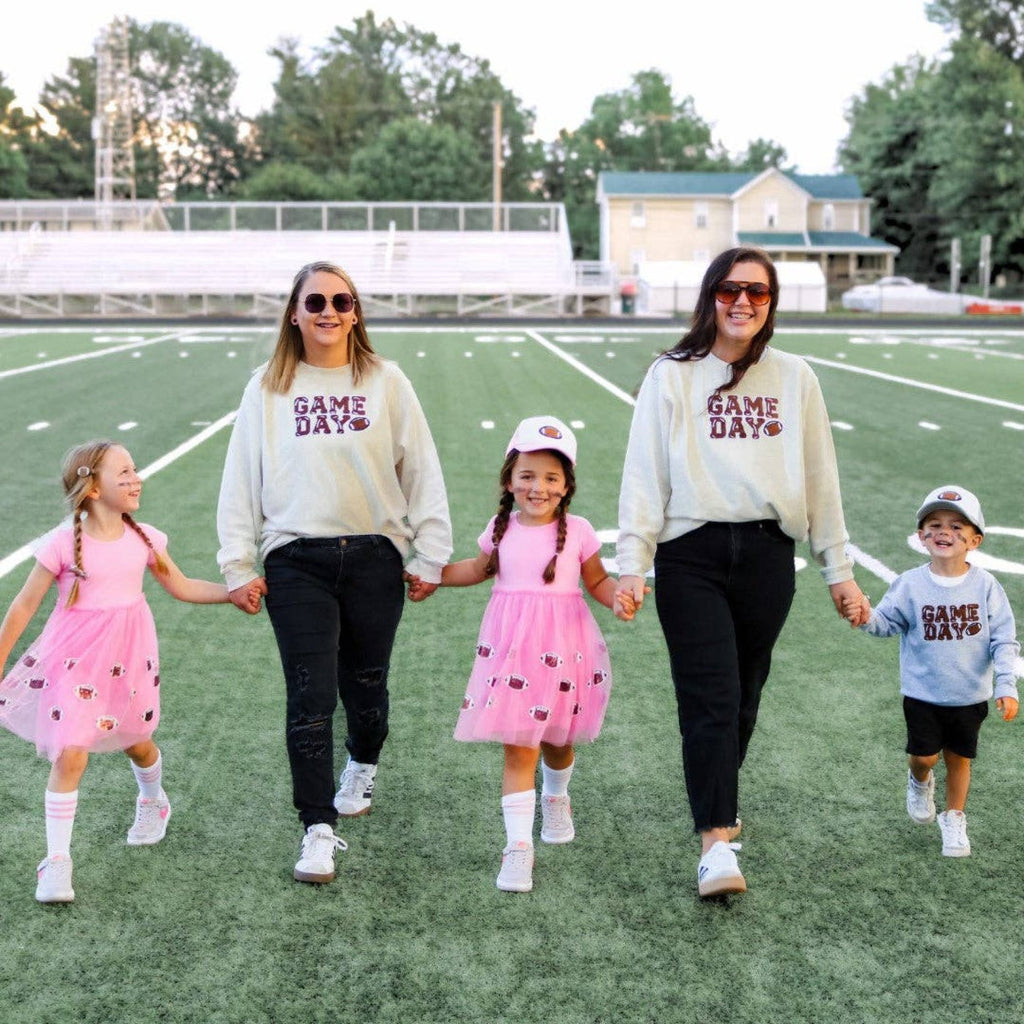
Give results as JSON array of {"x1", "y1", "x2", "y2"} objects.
[
  {"x1": 264, "y1": 535, "x2": 405, "y2": 829},
  {"x1": 654, "y1": 521, "x2": 795, "y2": 833}
]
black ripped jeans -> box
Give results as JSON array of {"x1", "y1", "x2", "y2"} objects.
[{"x1": 264, "y1": 536, "x2": 405, "y2": 829}]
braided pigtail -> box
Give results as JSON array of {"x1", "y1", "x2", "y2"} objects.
[
  {"x1": 61, "y1": 439, "x2": 116, "y2": 608},
  {"x1": 484, "y1": 492, "x2": 514, "y2": 579},
  {"x1": 542, "y1": 505, "x2": 570, "y2": 584},
  {"x1": 123, "y1": 514, "x2": 168, "y2": 575},
  {"x1": 66, "y1": 510, "x2": 87, "y2": 607}
]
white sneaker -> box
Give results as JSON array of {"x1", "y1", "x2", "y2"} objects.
[
  {"x1": 906, "y1": 769, "x2": 936, "y2": 824},
  {"x1": 938, "y1": 810, "x2": 971, "y2": 857},
  {"x1": 697, "y1": 841, "x2": 747, "y2": 897},
  {"x1": 540, "y1": 794, "x2": 575, "y2": 844},
  {"x1": 36, "y1": 855, "x2": 75, "y2": 903},
  {"x1": 294, "y1": 823, "x2": 348, "y2": 883},
  {"x1": 127, "y1": 792, "x2": 172, "y2": 846},
  {"x1": 334, "y1": 759, "x2": 376, "y2": 816},
  {"x1": 496, "y1": 841, "x2": 534, "y2": 892}
]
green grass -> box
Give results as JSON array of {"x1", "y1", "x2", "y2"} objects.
[{"x1": 1, "y1": 322, "x2": 1022, "y2": 1024}]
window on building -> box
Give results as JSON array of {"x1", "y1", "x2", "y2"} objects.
[
  {"x1": 629, "y1": 248, "x2": 645, "y2": 274},
  {"x1": 765, "y1": 199, "x2": 778, "y2": 229},
  {"x1": 822, "y1": 203, "x2": 835, "y2": 231},
  {"x1": 695, "y1": 202, "x2": 708, "y2": 229},
  {"x1": 630, "y1": 202, "x2": 645, "y2": 228}
]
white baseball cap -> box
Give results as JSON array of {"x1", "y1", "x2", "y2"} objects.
[
  {"x1": 505, "y1": 416, "x2": 577, "y2": 465},
  {"x1": 916, "y1": 485, "x2": 985, "y2": 534}
]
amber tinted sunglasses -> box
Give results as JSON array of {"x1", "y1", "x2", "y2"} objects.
[{"x1": 714, "y1": 281, "x2": 772, "y2": 306}]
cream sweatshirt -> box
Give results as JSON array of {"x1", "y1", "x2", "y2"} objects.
[
  {"x1": 617, "y1": 347, "x2": 853, "y2": 584},
  {"x1": 217, "y1": 359, "x2": 452, "y2": 591}
]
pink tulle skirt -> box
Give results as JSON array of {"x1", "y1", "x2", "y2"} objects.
[
  {"x1": 0, "y1": 596, "x2": 161, "y2": 762},
  {"x1": 454, "y1": 590, "x2": 611, "y2": 747}
]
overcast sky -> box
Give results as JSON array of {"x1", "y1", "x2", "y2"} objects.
[{"x1": 1, "y1": 2, "x2": 952, "y2": 173}]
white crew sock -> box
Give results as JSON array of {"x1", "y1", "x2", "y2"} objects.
[
  {"x1": 541, "y1": 758, "x2": 574, "y2": 798},
  {"x1": 501, "y1": 789, "x2": 536, "y2": 846},
  {"x1": 45, "y1": 789, "x2": 79, "y2": 857},
  {"x1": 132, "y1": 751, "x2": 164, "y2": 800}
]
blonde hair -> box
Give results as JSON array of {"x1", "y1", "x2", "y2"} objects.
[
  {"x1": 61, "y1": 440, "x2": 168, "y2": 607},
  {"x1": 262, "y1": 261, "x2": 380, "y2": 393}
]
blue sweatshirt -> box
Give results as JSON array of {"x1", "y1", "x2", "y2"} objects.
[{"x1": 861, "y1": 564, "x2": 1019, "y2": 705}]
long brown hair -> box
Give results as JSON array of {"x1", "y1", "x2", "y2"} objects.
[
  {"x1": 662, "y1": 246, "x2": 779, "y2": 392},
  {"x1": 263, "y1": 261, "x2": 380, "y2": 393},
  {"x1": 485, "y1": 449, "x2": 577, "y2": 584},
  {"x1": 60, "y1": 441, "x2": 168, "y2": 608}
]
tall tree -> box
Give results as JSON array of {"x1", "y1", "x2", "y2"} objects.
[
  {"x1": 839, "y1": 58, "x2": 945, "y2": 279},
  {"x1": 927, "y1": 0, "x2": 1024, "y2": 63},
  {"x1": 541, "y1": 69, "x2": 729, "y2": 259},
  {"x1": 0, "y1": 73, "x2": 30, "y2": 197},
  {"x1": 19, "y1": 20, "x2": 246, "y2": 199},
  {"x1": 255, "y1": 12, "x2": 540, "y2": 200}
]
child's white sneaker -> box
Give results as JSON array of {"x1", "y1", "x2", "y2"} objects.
[
  {"x1": 36, "y1": 855, "x2": 74, "y2": 903},
  {"x1": 697, "y1": 841, "x2": 747, "y2": 897},
  {"x1": 127, "y1": 792, "x2": 172, "y2": 845},
  {"x1": 293, "y1": 823, "x2": 348, "y2": 883},
  {"x1": 334, "y1": 759, "x2": 376, "y2": 816},
  {"x1": 540, "y1": 794, "x2": 575, "y2": 844},
  {"x1": 906, "y1": 769, "x2": 936, "y2": 824},
  {"x1": 938, "y1": 809, "x2": 971, "y2": 857},
  {"x1": 496, "y1": 841, "x2": 534, "y2": 892}
]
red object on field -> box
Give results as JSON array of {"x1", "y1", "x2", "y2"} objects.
[
  {"x1": 966, "y1": 301, "x2": 1023, "y2": 315},
  {"x1": 619, "y1": 281, "x2": 638, "y2": 297}
]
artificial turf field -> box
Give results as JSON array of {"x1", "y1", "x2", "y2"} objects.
[{"x1": 0, "y1": 319, "x2": 1022, "y2": 1024}]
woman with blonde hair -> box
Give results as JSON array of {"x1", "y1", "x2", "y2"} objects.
[{"x1": 217, "y1": 261, "x2": 452, "y2": 884}]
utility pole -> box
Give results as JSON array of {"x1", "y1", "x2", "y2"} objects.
[
  {"x1": 492, "y1": 101, "x2": 502, "y2": 231},
  {"x1": 950, "y1": 238, "x2": 960, "y2": 293},
  {"x1": 979, "y1": 234, "x2": 992, "y2": 299}
]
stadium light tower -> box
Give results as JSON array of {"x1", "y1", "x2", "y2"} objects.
[{"x1": 93, "y1": 16, "x2": 136, "y2": 218}]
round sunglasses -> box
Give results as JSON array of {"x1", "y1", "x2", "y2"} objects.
[
  {"x1": 714, "y1": 281, "x2": 773, "y2": 306},
  {"x1": 302, "y1": 292, "x2": 355, "y2": 314}
]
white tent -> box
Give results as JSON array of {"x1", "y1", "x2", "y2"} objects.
[{"x1": 636, "y1": 259, "x2": 827, "y2": 315}]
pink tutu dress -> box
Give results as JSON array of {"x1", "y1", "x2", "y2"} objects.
[
  {"x1": 0, "y1": 523, "x2": 165, "y2": 762},
  {"x1": 454, "y1": 512, "x2": 612, "y2": 747}
]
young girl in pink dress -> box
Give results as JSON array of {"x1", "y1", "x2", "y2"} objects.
[
  {"x1": 437, "y1": 417, "x2": 636, "y2": 893},
  {"x1": 0, "y1": 440, "x2": 257, "y2": 904}
]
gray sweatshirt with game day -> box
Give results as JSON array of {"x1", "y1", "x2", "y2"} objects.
[{"x1": 861, "y1": 564, "x2": 1020, "y2": 705}]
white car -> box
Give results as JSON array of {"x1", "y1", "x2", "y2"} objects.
[{"x1": 841, "y1": 276, "x2": 966, "y2": 314}]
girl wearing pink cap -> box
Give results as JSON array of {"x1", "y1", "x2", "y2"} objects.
[{"x1": 432, "y1": 416, "x2": 635, "y2": 892}]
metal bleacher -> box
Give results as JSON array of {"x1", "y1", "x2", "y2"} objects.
[{"x1": 0, "y1": 201, "x2": 615, "y2": 319}]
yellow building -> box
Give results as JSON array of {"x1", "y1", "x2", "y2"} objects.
[{"x1": 597, "y1": 169, "x2": 897, "y2": 290}]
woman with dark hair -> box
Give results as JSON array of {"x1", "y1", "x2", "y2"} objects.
[
  {"x1": 616, "y1": 247, "x2": 867, "y2": 897},
  {"x1": 217, "y1": 261, "x2": 452, "y2": 884}
]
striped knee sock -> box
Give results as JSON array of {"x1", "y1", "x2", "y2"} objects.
[
  {"x1": 501, "y1": 789, "x2": 536, "y2": 847},
  {"x1": 45, "y1": 789, "x2": 78, "y2": 858},
  {"x1": 132, "y1": 752, "x2": 164, "y2": 800}
]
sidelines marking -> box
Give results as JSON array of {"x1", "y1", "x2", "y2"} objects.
[
  {"x1": 804, "y1": 356, "x2": 1024, "y2": 413},
  {"x1": 0, "y1": 331, "x2": 185, "y2": 381},
  {"x1": 0, "y1": 411, "x2": 238, "y2": 580},
  {"x1": 527, "y1": 329, "x2": 636, "y2": 406}
]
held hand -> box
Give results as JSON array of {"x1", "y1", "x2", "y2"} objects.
[
  {"x1": 617, "y1": 575, "x2": 649, "y2": 615},
  {"x1": 230, "y1": 577, "x2": 266, "y2": 615},
  {"x1": 829, "y1": 580, "x2": 870, "y2": 628},
  {"x1": 997, "y1": 696, "x2": 1019, "y2": 722},
  {"x1": 403, "y1": 571, "x2": 439, "y2": 602}
]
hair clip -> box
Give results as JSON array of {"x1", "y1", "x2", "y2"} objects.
[
  {"x1": 69, "y1": 566, "x2": 88, "y2": 579},
  {"x1": 77, "y1": 466, "x2": 92, "y2": 478}
]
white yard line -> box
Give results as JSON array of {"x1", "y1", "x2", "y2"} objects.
[
  {"x1": 0, "y1": 331, "x2": 185, "y2": 381},
  {"x1": 0, "y1": 411, "x2": 238, "y2": 579},
  {"x1": 803, "y1": 356, "x2": 1024, "y2": 413},
  {"x1": 527, "y1": 329, "x2": 637, "y2": 406}
]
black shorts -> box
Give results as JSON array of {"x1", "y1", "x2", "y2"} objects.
[{"x1": 903, "y1": 696, "x2": 988, "y2": 759}]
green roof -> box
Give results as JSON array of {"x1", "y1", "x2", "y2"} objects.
[
  {"x1": 599, "y1": 171, "x2": 864, "y2": 200},
  {"x1": 808, "y1": 231, "x2": 896, "y2": 249},
  {"x1": 737, "y1": 232, "x2": 807, "y2": 246}
]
